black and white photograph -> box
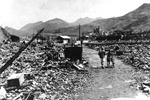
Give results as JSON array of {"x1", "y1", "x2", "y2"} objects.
[{"x1": 1, "y1": 0, "x2": 150, "y2": 99}]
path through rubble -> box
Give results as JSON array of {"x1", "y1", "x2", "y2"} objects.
[{"x1": 79, "y1": 47, "x2": 147, "y2": 100}]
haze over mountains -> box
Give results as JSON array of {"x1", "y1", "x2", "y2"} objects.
[{"x1": 4, "y1": 3, "x2": 150, "y2": 36}]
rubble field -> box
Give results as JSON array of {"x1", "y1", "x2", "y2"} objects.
[
  {"x1": 0, "y1": 42, "x2": 91, "y2": 100},
  {"x1": 2, "y1": 40, "x2": 150, "y2": 100}
]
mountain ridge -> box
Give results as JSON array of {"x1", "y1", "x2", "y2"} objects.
[
  {"x1": 6, "y1": 3, "x2": 150, "y2": 37},
  {"x1": 87, "y1": 3, "x2": 150, "y2": 31}
]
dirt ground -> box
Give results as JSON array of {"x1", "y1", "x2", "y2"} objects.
[{"x1": 77, "y1": 47, "x2": 147, "y2": 100}]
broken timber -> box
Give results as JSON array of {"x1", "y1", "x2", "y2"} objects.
[{"x1": 0, "y1": 28, "x2": 44, "y2": 74}]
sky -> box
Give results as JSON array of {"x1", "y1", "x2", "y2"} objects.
[{"x1": 0, "y1": 0, "x2": 150, "y2": 29}]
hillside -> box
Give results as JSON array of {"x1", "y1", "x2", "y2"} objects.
[
  {"x1": 53, "y1": 3, "x2": 150, "y2": 35},
  {"x1": 43, "y1": 18, "x2": 69, "y2": 33},
  {"x1": 123, "y1": 3, "x2": 150, "y2": 32},
  {"x1": 20, "y1": 21, "x2": 43, "y2": 31},
  {"x1": 19, "y1": 3, "x2": 150, "y2": 36},
  {"x1": 19, "y1": 17, "x2": 103, "y2": 36},
  {"x1": 20, "y1": 18, "x2": 69, "y2": 33},
  {"x1": 5, "y1": 26, "x2": 28, "y2": 37},
  {"x1": 89, "y1": 3, "x2": 150, "y2": 32},
  {"x1": 52, "y1": 24, "x2": 96, "y2": 36},
  {"x1": 70, "y1": 17, "x2": 95, "y2": 26}
]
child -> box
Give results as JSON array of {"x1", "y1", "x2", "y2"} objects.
[
  {"x1": 107, "y1": 49, "x2": 115, "y2": 67},
  {"x1": 98, "y1": 47, "x2": 106, "y2": 69}
]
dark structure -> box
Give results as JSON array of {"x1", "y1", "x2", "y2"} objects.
[
  {"x1": 0, "y1": 27, "x2": 20, "y2": 42},
  {"x1": 64, "y1": 47, "x2": 82, "y2": 61},
  {"x1": 10, "y1": 35, "x2": 20, "y2": 42}
]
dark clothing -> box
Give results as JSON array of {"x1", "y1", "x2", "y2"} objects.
[
  {"x1": 98, "y1": 51, "x2": 105, "y2": 58},
  {"x1": 107, "y1": 51, "x2": 113, "y2": 61},
  {"x1": 98, "y1": 50, "x2": 106, "y2": 68},
  {"x1": 107, "y1": 51, "x2": 114, "y2": 66},
  {"x1": 130, "y1": 54, "x2": 134, "y2": 64}
]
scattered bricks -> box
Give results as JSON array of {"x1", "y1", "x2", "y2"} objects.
[{"x1": 7, "y1": 73, "x2": 24, "y2": 87}]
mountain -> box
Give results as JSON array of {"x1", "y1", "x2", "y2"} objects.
[
  {"x1": 71, "y1": 17, "x2": 95, "y2": 25},
  {"x1": 20, "y1": 18, "x2": 69, "y2": 33},
  {"x1": 70, "y1": 17, "x2": 103, "y2": 26},
  {"x1": 53, "y1": 24, "x2": 96, "y2": 36},
  {"x1": 4, "y1": 26, "x2": 28, "y2": 37},
  {"x1": 52, "y1": 17, "x2": 103, "y2": 36},
  {"x1": 126, "y1": 3, "x2": 150, "y2": 18},
  {"x1": 88, "y1": 3, "x2": 150, "y2": 32},
  {"x1": 20, "y1": 21, "x2": 44, "y2": 32},
  {"x1": 20, "y1": 3, "x2": 150, "y2": 36},
  {"x1": 20, "y1": 17, "x2": 102, "y2": 35},
  {"x1": 123, "y1": 3, "x2": 150, "y2": 32},
  {"x1": 43, "y1": 18, "x2": 69, "y2": 33},
  {"x1": 54, "y1": 3, "x2": 150, "y2": 36}
]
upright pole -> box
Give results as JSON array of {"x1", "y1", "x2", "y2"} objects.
[
  {"x1": 79, "y1": 24, "x2": 82, "y2": 47},
  {"x1": 79, "y1": 24, "x2": 80, "y2": 41},
  {"x1": 81, "y1": 32, "x2": 83, "y2": 47},
  {"x1": 79, "y1": 24, "x2": 83, "y2": 61}
]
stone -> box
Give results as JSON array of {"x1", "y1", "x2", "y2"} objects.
[{"x1": 7, "y1": 73, "x2": 24, "y2": 87}]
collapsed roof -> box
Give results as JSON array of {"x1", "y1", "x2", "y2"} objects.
[{"x1": 0, "y1": 26, "x2": 20, "y2": 42}]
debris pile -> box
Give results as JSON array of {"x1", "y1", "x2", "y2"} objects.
[
  {"x1": 116, "y1": 44, "x2": 150, "y2": 71},
  {"x1": 0, "y1": 41, "x2": 90, "y2": 100}
]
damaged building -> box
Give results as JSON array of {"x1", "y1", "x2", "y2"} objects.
[{"x1": 0, "y1": 26, "x2": 20, "y2": 43}]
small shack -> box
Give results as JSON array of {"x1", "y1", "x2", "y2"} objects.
[{"x1": 56, "y1": 35, "x2": 71, "y2": 44}]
